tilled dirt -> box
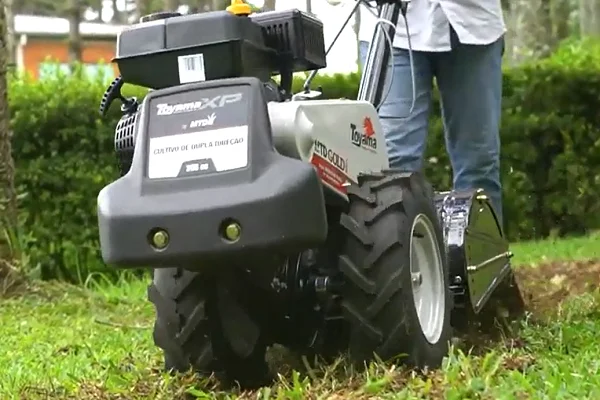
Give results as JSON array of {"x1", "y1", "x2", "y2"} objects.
[
  {"x1": 447, "y1": 259, "x2": 600, "y2": 355},
  {"x1": 514, "y1": 259, "x2": 600, "y2": 317}
]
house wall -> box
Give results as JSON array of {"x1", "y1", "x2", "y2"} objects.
[{"x1": 21, "y1": 36, "x2": 119, "y2": 79}]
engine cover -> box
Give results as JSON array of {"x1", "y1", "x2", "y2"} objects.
[
  {"x1": 113, "y1": 9, "x2": 326, "y2": 90},
  {"x1": 268, "y1": 99, "x2": 390, "y2": 200},
  {"x1": 114, "y1": 11, "x2": 274, "y2": 89},
  {"x1": 97, "y1": 77, "x2": 328, "y2": 268}
]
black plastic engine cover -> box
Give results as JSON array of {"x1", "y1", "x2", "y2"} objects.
[
  {"x1": 435, "y1": 189, "x2": 512, "y2": 314},
  {"x1": 97, "y1": 77, "x2": 328, "y2": 268},
  {"x1": 114, "y1": 11, "x2": 275, "y2": 89}
]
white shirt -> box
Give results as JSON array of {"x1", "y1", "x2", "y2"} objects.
[{"x1": 358, "y1": 0, "x2": 506, "y2": 52}]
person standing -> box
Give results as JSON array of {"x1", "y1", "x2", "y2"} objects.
[{"x1": 359, "y1": 0, "x2": 506, "y2": 225}]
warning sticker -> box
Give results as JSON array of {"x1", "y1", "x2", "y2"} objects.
[
  {"x1": 311, "y1": 153, "x2": 349, "y2": 194},
  {"x1": 148, "y1": 125, "x2": 248, "y2": 179}
]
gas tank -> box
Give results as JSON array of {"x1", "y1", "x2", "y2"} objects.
[{"x1": 268, "y1": 99, "x2": 390, "y2": 199}]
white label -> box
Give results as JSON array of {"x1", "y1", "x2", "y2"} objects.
[
  {"x1": 177, "y1": 53, "x2": 206, "y2": 84},
  {"x1": 148, "y1": 126, "x2": 248, "y2": 179}
]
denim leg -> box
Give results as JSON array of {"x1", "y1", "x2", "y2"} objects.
[
  {"x1": 433, "y1": 34, "x2": 504, "y2": 225},
  {"x1": 359, "y1": 41, "x2": 434, "y2": 171}
]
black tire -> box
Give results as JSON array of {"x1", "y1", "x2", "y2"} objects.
[
  {"x1": 148, "y1": 267, "x2": 272, "y2": 388},
  {"x1": 338, "y1": 171, "x2": 453, "y2": 368}
]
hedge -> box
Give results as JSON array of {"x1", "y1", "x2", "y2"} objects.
[{"x1": 9, "y1": 38, "x2": 600, "y2": 281}]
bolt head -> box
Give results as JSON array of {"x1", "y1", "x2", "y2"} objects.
[
  {"x1": 411, "y1": 272, "x2": 423, "y2": 286},
  {"x1": 152, "y1": 230, "x2": 169, "y2": 249},
  {"x1": 224, "y1": 222, "x2": 241, "y2": 242}
]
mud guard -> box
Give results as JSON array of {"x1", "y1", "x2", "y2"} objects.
[{"x1": 434, "y1": 189, "x2": 525, "y2": 331}]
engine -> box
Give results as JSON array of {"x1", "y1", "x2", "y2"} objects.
[{"x1": 105, "y1": 8, "x2": 327, "y2": 176}]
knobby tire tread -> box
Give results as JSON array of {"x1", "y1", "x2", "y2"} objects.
[
  {"x1": 148, "y1": 268, "x2": 271, "y2": 388},
  {"x1": 339, "y1": 171, "x2": 452, "y2": 368}
]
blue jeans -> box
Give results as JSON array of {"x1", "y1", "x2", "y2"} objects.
[{"x1": 359, "y1": 31, "x2": 504, "y2": 225}]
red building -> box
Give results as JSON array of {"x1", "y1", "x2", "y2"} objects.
[{"x1": 14, "y1": 14, "x2": 127, "y2": 79}]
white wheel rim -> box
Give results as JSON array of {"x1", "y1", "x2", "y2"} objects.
[{"x1": 409, "y1": 213, "x2": 445, "y2": 344}]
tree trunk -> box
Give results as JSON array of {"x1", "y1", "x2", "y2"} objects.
[
  {"x1": 186, "y1": 0, "x2": 199, "y2": 13},
  {"x1": 164, "y1": 0, "x2": 178, "y2": 12},
  {"x1": 195, "y1": 0, "x2": 212, "y2": 12},
  {"x1": 112, "y1": 0, "x2": 119, "y2": 21},
  {"x1": 580, "y1": 0, "x2": 600, "y2": 37},
  {"x1": 67, "y1": 0, "x2": 82, "y2": 65},
  {"x1": 0, "y1": 3, "x2": 19, "y2": 281},
  {"x1": 211, "y1": 0, "x2": 228, "y2": 10},
  {"x1": 501, "y1": 0, "x2": 515, "y2": 64},
  {"x1": 3, "y1": 0, "x2": 15, "y2": 68},
  {"x1": 262, "y1": 0, "x2": 276, "y2": 11},
  {"x1": 550, "y1": 0, "x2": 571, "y2": 42},
  {"x1": 135, "y1": 0, "x2": 152, "y2": 21},
  {"x1": 508, "y1": 0, "x2": 554, "y2": 64},
  {"x1": 190, "y1": 0, "x2": 244, "y2": 13}
]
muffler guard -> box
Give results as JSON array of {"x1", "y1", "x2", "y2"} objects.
[
  {"x1": 97, "y1": 77, "x2": 328, "y2": 268},
  {"x1": 435, "y1": 189, "x2": 525, "y2": 330}
]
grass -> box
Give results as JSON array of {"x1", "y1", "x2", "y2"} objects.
[
  {"x1": 510, "y1": 230, "x2": 600, "y2": 266},
  {"x1": 1, "y1": 233, "x2": 599, "y2": 399}
]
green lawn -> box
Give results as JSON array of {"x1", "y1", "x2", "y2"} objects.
[
  {"x1": 510, "y1": 230, "x2": 600, "y2": 266},
  {"x1": 1, "y1": 233, "x2": 599, "y2": 399}
]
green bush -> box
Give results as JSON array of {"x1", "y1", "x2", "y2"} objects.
[
  {"x1": 10, "y1": 69, "x2": 146, "y2": 282},
  {"x1": 9, "y1": 40, "x2": 600, "y2": 281}
]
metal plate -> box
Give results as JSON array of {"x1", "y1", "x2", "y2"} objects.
[{"x1": 435, "y1": 189, "x2": 512, "y2": 314}]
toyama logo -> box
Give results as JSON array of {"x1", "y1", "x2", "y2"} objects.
[
  {"x1": 155, "y1": 93, "x2": 243, "y2": 116},
  {"x1": 350, "y1": 117, "x2": 377, "y2": 151}
]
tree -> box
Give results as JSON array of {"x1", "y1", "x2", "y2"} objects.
[
  {"x1": 262, "y1": 0, "x2": 276, "y2": 11},
  {"x1": 136, "y1": 0, "x2": 153, "y2": 19},
  {"x1": 505, "y1": 0, "x2": 554, "y2": 64},
  {"x1": 164, "y1": 0, "x2": 178, "y2": 11},
  {"x1": 186, "y1": 0, "x2": 229, "y2": 13},
  {"x1": 579, "y1": 0, "x2": 600, "y2": 37},
  {"x1": 550, "y1": 0, "x2": 572, "y2": 41},
  {"x1": 67, "y1": 0, "x2": 83, "y2": 64},
  {"x1": 12, "y1": 0, "x2": 58, "y2": 16},
  {"x1": 0, "y1": 3, "x2": 20, "y2": 291},
  {"x1": 3, "y1": 0, "x2": 15, "y2": 68}
]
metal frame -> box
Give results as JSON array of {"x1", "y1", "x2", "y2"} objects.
[
  {"x1": 301, "y1": 1, "x2": 403, "y2": 105},
  {"x1": 357, "y1": 3, "x2": 402, "y2": 106}
]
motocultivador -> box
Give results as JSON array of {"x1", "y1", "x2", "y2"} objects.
[{"x1": 97, "y1": 0, "x2": 525, "y2": 388}]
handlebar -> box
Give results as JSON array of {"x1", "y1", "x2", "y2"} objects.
[{"x1": 305, "y1": 0, "x2": 414, "y2": 115}]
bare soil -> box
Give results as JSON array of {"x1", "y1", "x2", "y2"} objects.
[{"x1": 515, "y1": 259, "x2": 600, "y2": 317}]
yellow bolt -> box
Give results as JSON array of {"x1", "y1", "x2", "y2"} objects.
[
  {"x1": 226, "y1": 0, "x2": 252, "y2": 15},
  {"x1": 224, "y1": 222, "x2": 242, "y2": 242},
  {"x1": 151, "y1": 230, "x2": 169, "y2": 249}
]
